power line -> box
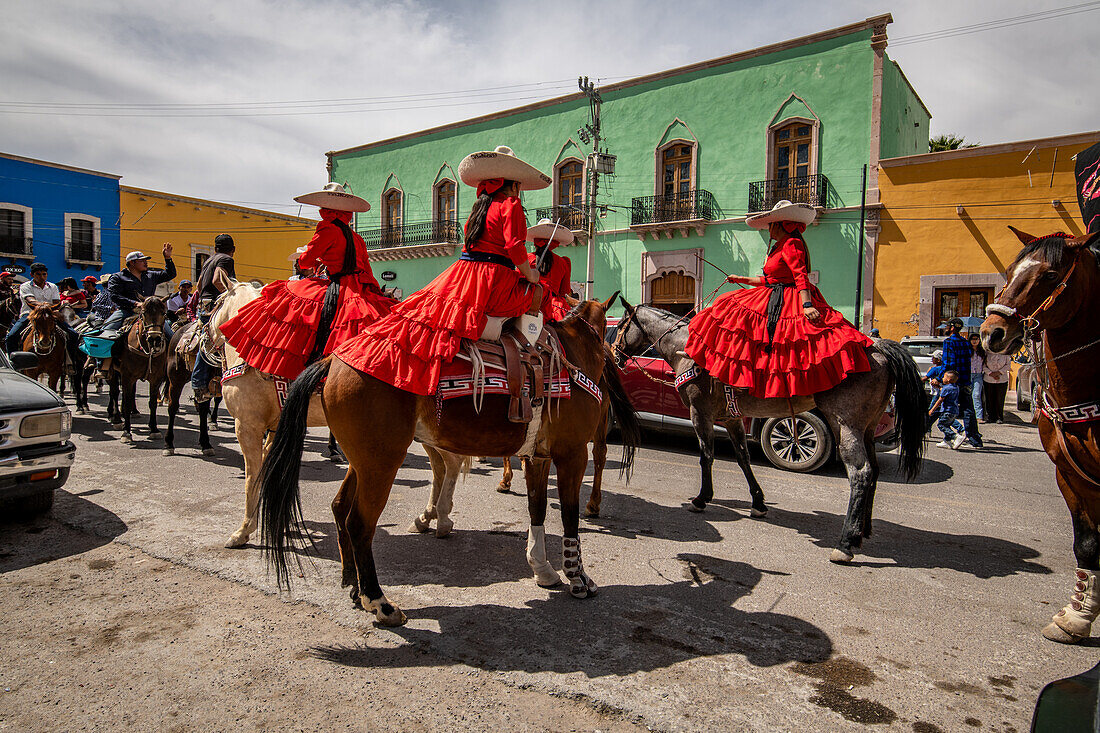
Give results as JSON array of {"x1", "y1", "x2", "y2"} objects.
[{"x1": 890, "y1": 1, "x2": 1100, "y2": 47}]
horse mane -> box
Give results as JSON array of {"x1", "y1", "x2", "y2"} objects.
[{"x1": 1009, "y1": 232, "x2": 1078, "y2": 271}]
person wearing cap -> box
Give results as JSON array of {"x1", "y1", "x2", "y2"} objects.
[
  {"x1": 4, "y1": 263, "x2": 83, "y2": 366},
  {"x1": 218, "y1": 184, "x2": 396, "y2": 387},
  {"x1": 166, "y1": 280, "x2": 193, "y2": 322},
  {"x1": 527, "y1": 218, "x2": 575, "y2": 321},
  {"x1": 333, "y1": 146, "x2": 551, "y2": 395},
  {"x1": 103, "y1": 244, "x2": 176, "y2": 337},
  {"x1": 79, "y1": 275, "x2": 100, "y2": 311},
  {"x1": 684, "y1": 200, "x2": 874, "y2": 399},
  {"x1": 941, "y1": 316, "x2": 983, "y2": 447}
]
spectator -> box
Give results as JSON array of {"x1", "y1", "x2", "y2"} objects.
[
  {"x1": 869, "y1": 328, "x2": 880, "y2": 337},
  {"x1": 923, "y1": 349, "x2": 945, "y2": 432},
  {"x1": 941, "y1": 317, "x2": 983, "y2": 448},
  {"x1": 58, "y1": 277, "x2": 88, "y2": 314},
  {"x1": 983, "y1": 349, "x2": 1012, "y2": 423},
  {"x1": 929, "y1": 370, "x2": 967, "y2": 449},
  {"x1": 969, "y1": 333, "x2": 987, "y2": 422}
]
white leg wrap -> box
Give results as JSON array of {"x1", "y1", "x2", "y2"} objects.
[
  {"x1": 562, "y1": 536, "x2": 597, "y2": 598},
  {"x1": 527, "y1": 526, "x2": 561, "y2": 587},
  {"x1": 1047, "y1": 568, "x2": 1100, "y2": 641}
]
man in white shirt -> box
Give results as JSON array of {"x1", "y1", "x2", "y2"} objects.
[{"x1": 4, "y1": 262, "x2": 82, "y2": 365}]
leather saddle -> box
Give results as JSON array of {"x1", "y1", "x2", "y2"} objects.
[{"x1": 462, "y1": 316, "x2": 561, "y2": 424}]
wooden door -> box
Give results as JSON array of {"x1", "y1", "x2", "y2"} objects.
[
  {"x1": 650, "y1": 270, "x2": 696, "y2": 316},
  {"x1": 661, "y1": 144, "x2": 693, "y2": 220}
]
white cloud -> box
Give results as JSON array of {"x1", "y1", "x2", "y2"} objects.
[{"x1": 1, "y1": 0, "x2": 1094, "y2": 214}]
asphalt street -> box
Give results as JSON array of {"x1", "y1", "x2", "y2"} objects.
[{"x1": 2, "y1": 385, "x2": 1095, "y2": 732}]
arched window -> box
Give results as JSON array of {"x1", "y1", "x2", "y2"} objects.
[
  {"x1": 656, "y1": 141, "x2": 696, "y2": 221},
  {"x1": 555, "y1": 160, "x2": 585, "y2": 229},
  {"x1": 772, "y1": 120, "x2": 813, "y2": 186},
  {"x1": 381, "y1": 188, "x2": 402, "y2": 246},
  {"x1": 433, "y1": 179, "x2": 457, "y2": 242}
]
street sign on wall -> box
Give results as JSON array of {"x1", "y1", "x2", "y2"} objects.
[
  {"x1": 380, "y1": 271, "x2": 397, "y2": 281},
  {"x1": 2, "y1": 265, "x2": 26, "y2": 274}
]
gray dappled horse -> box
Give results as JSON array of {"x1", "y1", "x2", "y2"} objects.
[{"x1": 613, "y1": 300, "x2": 927, "y2": 562}]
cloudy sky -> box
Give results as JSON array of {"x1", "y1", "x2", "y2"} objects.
[{"x1": 2, "y1": 0, "x2": 1095, "y2": 216}]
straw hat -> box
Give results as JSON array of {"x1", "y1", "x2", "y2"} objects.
[
  {"x1": 98, "y1": 274, "x2": 112, "y2": 286},
  {"x1": 526, "y1": 218, "x2": 574, "y2": 248},
  {"x1": 294, "y1": 182, "x2": 370, "y2": 212},
  {"x1": 287, "y1": 244, "x2": 308, "y2": 262},
  {"x1": 745, "y1": 200, "x2": 816, "y2": 230},
  {"x1": 458, "y1": 146, "x2": 551, "y2": 191}
]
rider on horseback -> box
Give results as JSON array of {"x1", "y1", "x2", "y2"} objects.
[
  {"x1": 4, "y1": 262, "x2": 83, "y2": 367},
  {"x1": 527, "y1": 218, "x2": 575, "y2": 322},
  {"x1": 99, "y1": 246, "x2": 177, "y2": 372},
  {"x1": 189, "y1": 234, "x2": 236, "y2": 402}
]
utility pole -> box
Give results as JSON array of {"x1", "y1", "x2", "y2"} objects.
[{"x1": 578, "y1": 76, "x2": 602, "y2": 300}]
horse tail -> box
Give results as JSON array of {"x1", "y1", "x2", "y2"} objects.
[
  {"x1": 600, "y1": 351, "x2": 642, "y2": 480},
  {"x1": 876, "y1": 339, "x2": 928, "y2": 480},
  {"x1": 259, "y1": 356, "x2": 332, "y2": 588}
]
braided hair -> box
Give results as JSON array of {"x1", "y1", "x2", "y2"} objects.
[{"x1": 464, "y1": 180, "x2": 518, "y2": 246}]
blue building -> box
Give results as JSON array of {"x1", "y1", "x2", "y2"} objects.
[{"x1": 0, "y1": 152, "x2": 121, "y2": 282}]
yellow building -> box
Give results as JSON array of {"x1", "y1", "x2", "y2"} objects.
[
  {"x1": 119, "y1": 186, "x2": 317, "y2": 288},
  {"x1": 872, "y1": 130, "x2": 1100, "y2": 340}
]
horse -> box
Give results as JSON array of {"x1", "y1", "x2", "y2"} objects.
[
  {"x1": 612, "y1": 299, "x2": 927, "y2": 563},
  {"x1": 258, "y1": 297, "x2": 641, "y2": 626},
  {"x1": 18, "y1": 303, "x2": 67, "y2": 392},
  {"x1": 57, "y1": 303, "x2": 91, "y2": 414},
  {"x1": 163, "y1": 320, "x2": 219, "y2": 457},
  {"x1": 981, "y1": 226, "x2": 1100, "y2": 644},
  {"x1": 106, "y1": 295, "x2": 170, "y2": 444}
]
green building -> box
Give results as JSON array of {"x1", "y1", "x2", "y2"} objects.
[{"x1": 328, "y1": 14, "x2": 928, "y2": 325}]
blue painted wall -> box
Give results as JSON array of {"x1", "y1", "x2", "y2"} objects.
[{"x1": 0, "y1": 154, "x2": 121, "y2": 282}]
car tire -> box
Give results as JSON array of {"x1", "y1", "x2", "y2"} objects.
[{"x1": 759, "y1": 413, "x2": 833, "y2": 473}]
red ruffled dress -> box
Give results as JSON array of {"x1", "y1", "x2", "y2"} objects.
[
  {"x1": 684, "y1": 232, "x2": 873, "y2": 399},
  {"x1": 219, "y1": 209, "x2": 395, "y2": 380},
  {"x1": 334, "y1": 193, "x2": 535, "y2": 395},
  {"x1": 530, "y1": 246, "x2": 572, "y2": 321}
]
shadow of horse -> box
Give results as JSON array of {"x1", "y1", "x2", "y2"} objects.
[{"x1": 310, "y1": 553, "x2": 832, "y2": 677}]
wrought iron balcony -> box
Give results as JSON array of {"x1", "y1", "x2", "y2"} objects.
[
  {"x1": 0, "y1": 235, "x2": 32, "y2": 257},
  {"x1": 630, "y1": 190, "x2": 719, "y2": 227},
  {"x1": 748, "y1": 173, "x2": 830, "y2": 213},
  {"x1": 361, "y1": 219, "x2": 461, "y2": 250},
  {"x1": 534, "y1": 205, "x2": 591, "y2": 232}
]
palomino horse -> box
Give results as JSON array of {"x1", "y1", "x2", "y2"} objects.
[
  {"x1": 107, "y1": 295, "x2": 170, "y2": 444},
  {"x1": 981, "y1": 227, "x2": 1100, "y2": 644},
  {"x1": 18, "y1": 303, "x2": 67, "y2": 392},
  {"x1": 613, "y1": 300, "x2": 927, "y2": 563},
  {"x1": 259, "y1": 298, "x2": 641, "y2": 626}
]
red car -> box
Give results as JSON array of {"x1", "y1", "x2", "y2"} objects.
[{"x1": 606, "y1": 319, "x2": 898, "y2": 473}]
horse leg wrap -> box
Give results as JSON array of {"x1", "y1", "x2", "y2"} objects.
[
  {"x1": 1044, "y1": 568, "x2": 1100, "y2": 643},
  {"x1": 562, "y1": 536, "x2": 597, "y2": 598},
  {"x1": 526, "y1": 526, "x2": 561, "y2": 587}
]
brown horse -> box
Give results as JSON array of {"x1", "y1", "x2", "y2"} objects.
[
  {"x1": 981, "y1": 226, "x2": 1100, "y2": 644},
  {"x1": 258, "y1": 298, "x2": 641, "y2": 626},
  {"x1": 107, "y1": 295, "x2": 170, "y2": 444},
  {"x1": 19, "y1": 303, "x2": 66, "y2": 392}
]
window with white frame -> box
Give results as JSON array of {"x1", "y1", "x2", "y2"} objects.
[
  {"x1": 0, "y1": 204, "x2": 33, "y2": 257},
  {"x1": 65, "y1": 213, "x2": 101, "y2": 264}
]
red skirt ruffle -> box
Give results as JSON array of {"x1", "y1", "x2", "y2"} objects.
[
  {"x1": 219, "y1": 277, "x2": 395, "y2": 380},
  {"x1": 684, "y1": 284, "x2": 873, "y2": 399},
  {"x1": 334, "y1": 259, "x2": 534, "y2": 395}
]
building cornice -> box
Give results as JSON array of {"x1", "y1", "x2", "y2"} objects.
[
  {"x1": 120, "y1": 185, "x2": 316, "y2": 225},
  {"x1": 880, "y1": 130, "x2": 1100, "y2": 168},
  {"x1": 328, "y1": 14, "x2": 893, "y2": 159},
  {"x1": 1, "y1": 151, "x2": 121, "y2": 180}
]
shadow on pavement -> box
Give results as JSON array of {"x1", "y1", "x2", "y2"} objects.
[
  {"x1": 0, "y1": 491, "x2": 127, "y2": 574},
  {"x1": 311, "y1": 552, "x2": 832, "y2": 677}
]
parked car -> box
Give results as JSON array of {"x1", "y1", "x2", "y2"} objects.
[
  {"x1": 607, "y1": 320, "x2": 897, "y2": 473},
  {"x1": 1015, "y1": 354, "x2": 1038, "y2": 413},
  {"x1": 899, "y1": 336, "x2": 946, "y2": 377},
  {"x1": 0, "y1": 349, "x2": 75, "y2": 517}
]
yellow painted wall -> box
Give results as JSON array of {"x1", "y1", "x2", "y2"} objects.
[
  {"x1": 873, "y1": 134, "x2": 1099, "y2": 341},
  {"x1": 119, "y1": 186, "x2": 317, "y2": 289}
]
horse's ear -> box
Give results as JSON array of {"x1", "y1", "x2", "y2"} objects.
[
  {"x1": 1008, "y1": 225, "x2": 1037, "y2": 244},
  {"x1": 562, "y1": 293, "x2": 580, "y2": 308},
  {"x1": 1069, "y1": 230, "x2": 1100, "y2": 250},
  {"x1": 618, "y1": 295, "x2": 634, "y2": 313},
  {"x1": 599, "y1": 290, "x2": 620, "y2": 312},
  {"x1": 161, "y1": 294, "x2": 172, "y2": 303}
]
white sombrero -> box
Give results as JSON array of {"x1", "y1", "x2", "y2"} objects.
[
  {"x1": 458, "y1": 145, "x2": 551, "y2": 191},
  {"x1": 294, "y1": 182, "x2": 371, "y2": 212},
  {"x1": 745, "y1": 200, "x2": 816, "y2": 230},
  {"x1": 287, "y1": 244, "x2": 308, "y2": 262},
  {"x1": 526, "y1": 218, "x2": 574, "y2": 248}
]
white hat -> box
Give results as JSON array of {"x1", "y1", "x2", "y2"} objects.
[
  {"x1": 526, "y1": 218, "x2": 574, "y2": 247},
  {"x1": 458, "y1": 146, "x2": 551, "y2": 191},
  {"x1": 294, "y1": 182, "x2": 370, "y2": 212},
  {"x1": 745, "y1": 200, "x2": 817, "y2": 230},
  {"x1": 931, "y1": 349, "x2": 943, "y2": 361},
  {"x1": 125, "y1": 251, "x2": 152, "y2": 263},
  {"x1": 287, "y1": 244, "x2": 308, "y2": 262}
]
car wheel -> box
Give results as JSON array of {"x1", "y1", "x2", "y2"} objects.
[
  {"x1": 4, "y1": 490, "x2": 55, "y2": 519},
  {"x1": 759, "y1": 413, "x2": 833, "y2": 473}
]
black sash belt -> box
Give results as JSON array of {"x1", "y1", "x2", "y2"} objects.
[
  {"x1": 764, "y1": 282, "x2": 793, "y2": 355},
  {"x1": 460, "y1": 250, "x2": 516, "y2": 269},
  {"x1": 308, "y1": 218, "x2": 360, "y2": 365}
]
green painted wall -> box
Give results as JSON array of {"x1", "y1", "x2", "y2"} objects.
[
  {"x1": 332, "y1": 26, "x2": 925, "y2": 322},
  {"x1": 879, "y1": 58, "x2": 931, "y2": 159}
]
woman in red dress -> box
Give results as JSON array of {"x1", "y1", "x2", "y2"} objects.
[
  {"x1": 526, "y1": 218, "x2": 574, "y2": 321},
  {"x1": 335, "y1": 145, "x2": 551, "y2": 395},
  {"x1": 219, "y1": 183, "x2": 395, "y2": 380},
  {"x1": 684, "y1": 200, "x2": 873, "y2": 399}
]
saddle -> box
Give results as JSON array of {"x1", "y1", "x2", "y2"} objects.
[{"x1": 461, "y1": 317, "x2": 561, "y2": 424}]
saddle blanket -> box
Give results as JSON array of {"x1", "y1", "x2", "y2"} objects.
[{"x1": 436, "y1": 357, "x2": 571, "y2": 402}]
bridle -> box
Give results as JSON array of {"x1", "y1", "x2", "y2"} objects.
[
  {"x1": 609, "y1": 305, "x2": 689, "y2": 388},
  {"x1": 28, "y1": 309, "x2": 58, "y2": 356}
]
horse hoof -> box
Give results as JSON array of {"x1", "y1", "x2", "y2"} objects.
[
  {"x1": 149, "y1": 432, "x2": 162, "y2": 441},
  {"x1": 225, "y1": 533, "x2": 249, "y2": 549},
  {"x1": 410, "y1": 515, "x2": 431, "y2": 533},
  {"x1": 366, "y1": 598, "x2": 406, "y2": 627},
  {"x1": 163, "y1": 448, "x2": 175, "y2": 456},
  {"x1": 584, "y1": 507, "x2": 600, "y2": 518},
  {"x1": 435, "y1": 520, "x2": 453, "y2": 538},
  {"x1": 535, "y1": 573, "x2": 563, "y2": 589},
  {"x1": 120, "y1": 434, "x2": 132, "y2": 444},
  {"x1": 202, "y1": 448, "x2": 215, "y2": 457},
  {"x1": 685, "y1": 500, "x2": 706, "y2": 513},
  {"x1": 750, "y1": 507, "x2": 768, "y2": 518},
  {"x1": 829, "y1": 549, "x2": 855, "y2": 564},
  {"x1": 1042, "y1": 621, "x2": 1088, "y2": 644},
  {"x1": 496, "y1": 483, "x2": 511, "y2": 493}
]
